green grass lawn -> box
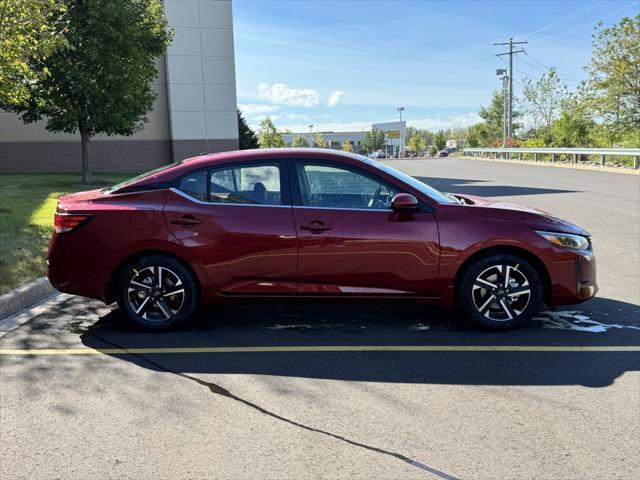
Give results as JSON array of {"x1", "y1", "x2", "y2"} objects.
[{"x1": 0, "y1": 173, "x2": 131, "y2": 294}]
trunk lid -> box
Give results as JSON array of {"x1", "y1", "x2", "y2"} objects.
[{"x1": 56, "y1": 189, "x2": 104, "y2": 212}]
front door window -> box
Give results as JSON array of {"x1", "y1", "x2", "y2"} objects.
[{"x1": 296, "y1": 163, "x2": 398, "y2": 210}]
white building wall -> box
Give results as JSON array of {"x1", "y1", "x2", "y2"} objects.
[
  {"x1": 0, "y1": 0, "x2": 239, "y2": 172},
  {"x1": 163, "y1": 0, "x2": 239, "y2": 160}
]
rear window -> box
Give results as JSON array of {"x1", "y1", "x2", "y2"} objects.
[{"x1": 105, "y1": 161, "x2": 182, "y2": 193}]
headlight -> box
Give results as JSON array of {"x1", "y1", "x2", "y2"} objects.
[{"x1": 535, "y1": 230, "x2": 590, "y2": 250}]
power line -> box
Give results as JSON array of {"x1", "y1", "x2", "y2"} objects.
[
  {"x1": 515, "y1": 54, "x2": 550, "y2": 74},
  {"x1": 515, "y1": 53, "x2": 582, "y2": 84},
  {"x1": 528, "y1": 2, "x2": 638, "y2": 43},
  {"x1": 522, "y1": 51, "x2": 584, "y2": 82},
  {"x1": 515, "y1": 0, "x2": 605, "y2": 39}
]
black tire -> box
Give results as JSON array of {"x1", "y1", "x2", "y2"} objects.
[
  {"x1": 116, "y1": 254, "x2": 199, "y2": 330},
  {"x1": 459, "y1": 254, "x2": 543, "y2": 331}
]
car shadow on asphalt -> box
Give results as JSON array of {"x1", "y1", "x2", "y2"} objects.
[
  {"x1": 77, "y1": 297, "x2": 640, "y2": 388},
  {"x1": 413, "y1": 176, "x2": 577, "y2": 197}
]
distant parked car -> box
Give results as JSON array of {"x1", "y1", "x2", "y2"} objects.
[
  {"x1": 48, "y1": 148, "x2": 596, "y2": 331},
  {"x1": 368, "y1": 150, "x2": 387, "y2": 159},
  {"x1": 437, "y1": 150, "x2": 450, "y2": 157}
]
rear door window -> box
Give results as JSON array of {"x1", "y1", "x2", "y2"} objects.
[
  {"x1": 177, "y1": 171, "x2": 207, "y2": 201},
  {"x1": 209, "y1": 164, "x2": 282, "y2": 205}
]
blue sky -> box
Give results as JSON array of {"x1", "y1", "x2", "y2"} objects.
[{"x1": 232, "y1": 0, "x2": 639, "y2": 132}]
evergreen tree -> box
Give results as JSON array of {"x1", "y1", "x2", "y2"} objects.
[{"x1": 238, "y1": 110, "x2": 258, "y2": 149}]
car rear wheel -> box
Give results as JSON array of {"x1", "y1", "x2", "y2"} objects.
[
  {"x1": 116, "y1": 255, "x2": 199, "y2": 330},
  {"x1": 459, "y1": 254, "x2": 543, "y2": 330}
]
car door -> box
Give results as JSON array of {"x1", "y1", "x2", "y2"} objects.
[
  {"x1": 164, "y1": 160, "x2": 298, "y2": 295},
  {"x1": 291, "y1": 160, "x2": 440, "y2": 296}
]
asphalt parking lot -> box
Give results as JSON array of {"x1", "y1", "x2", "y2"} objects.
[{"x1": 1, "y1": 157, "x2": 639, "y2": 479}]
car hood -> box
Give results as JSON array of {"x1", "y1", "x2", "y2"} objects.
[{"x1": 453, "y1": 193, "x2": 591, "y2": 236}]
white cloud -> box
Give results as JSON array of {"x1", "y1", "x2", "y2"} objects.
[
  {"x1": 238, "y1": 104, "x2": 280, "y2": 116},
  {"x1": 327, "y1": 90, "x2": 346, "y2": 107},
  {"x1": 257, "y1": 82, "x2": 320, "y2": 108}
]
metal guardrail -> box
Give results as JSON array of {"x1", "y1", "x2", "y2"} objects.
[{"x1": 463, "y1": 147, "x2": 640, "y2": 170}]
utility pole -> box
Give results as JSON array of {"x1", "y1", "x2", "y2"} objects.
[{"x1": 494, "y1": 38, "x2": 527, "y2": 141}]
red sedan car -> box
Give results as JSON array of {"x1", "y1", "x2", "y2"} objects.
[{"x1": 47, "y1": 149, "x2": 597, "y2": 330}]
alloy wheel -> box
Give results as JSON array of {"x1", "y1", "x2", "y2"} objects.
[
  {"x1": 127, "y1": 266, "x2": 185, "y2": 322},
  {"x1": 471, "y1": 264, "x2": 531, "y2": 322}
]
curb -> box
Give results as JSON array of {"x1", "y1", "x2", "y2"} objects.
[{"x1": 0, "y1": 277, "x2": 56, "y2": 320}]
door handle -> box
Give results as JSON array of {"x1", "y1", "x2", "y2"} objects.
[
  {"x1": 171, "y1": 215, "x2": 203, "y2": 227},
  {"x1": 300, "y1": 222, "x2": 332, "y2": 233}
]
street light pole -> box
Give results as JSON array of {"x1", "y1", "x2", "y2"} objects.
[
  {"x1": 496, "y1": 68, "x2": 507, "y2": 147},
  {"x1": 397, "y1": 106, "x2": 404, "y2": 158}
]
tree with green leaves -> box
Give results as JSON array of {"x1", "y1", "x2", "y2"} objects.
[
  {"x1": 551, "y1": 111, "x2": 593, "y2": 147},
  {"x1": 362, "y1": 128, "x2": 385, "y2": 153},
  {"x1": 238, "y1": 109, "x2": 258, "y2": 149},
  {"x1": 3, "y1": 0, "x2": 172, "y2": 183},
  {"x1": 583, "y1": 15, "x2": 640, "y2": 131},
  {"x1": 522, "y1": 68, "x2": 569, "y2": 145},
  {"x1": 467, "y1": 89, "x2": 522, "y2": 146},
  {"x1": 406, "y1": 128, "x2": 429, "y2": 153},
  {"x1": 313, "y1": 132, "x2": 327, "y2": 148},
  {"x1": 432, "y1": 130, "x2": 447, "y2": 151},
  {"x1": 465, "y1": 123, "x2": 483, "y2": 148},
  {"x1": 291, "y1": 134, "x2": 309, "y2": 147},
  {"x1": 257, "y1": 117, "x2": 285, "y2": 148},
  {"x1": 341, "y1": 140, "x2": 353, "y2": 152},
  {"x1": 0, "y1": 0, "x2": 68, "y2": 105},
  {"x1": 574, "y1": 14, "x2": 640, "y2": 149},
  {"x1": 478, "y1": 89, "x2": 507, "y2": 142}
]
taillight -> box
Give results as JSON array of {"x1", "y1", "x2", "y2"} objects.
[{"x1": 54, "y1": 213, "x2": 93, "y2": 233}]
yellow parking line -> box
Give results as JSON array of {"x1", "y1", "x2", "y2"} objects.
[{"x1": 0, "y1": 345, "x2": 639, "y2": 355}]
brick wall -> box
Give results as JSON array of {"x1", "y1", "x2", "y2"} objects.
[{"x1": 0, "y1": 140, "x2": 172, "y2": 173}]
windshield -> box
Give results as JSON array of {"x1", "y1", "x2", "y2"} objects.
[
  {"x1": 104, "y1": 161, "x2": 182, "y2": 193},
  {"x1": 360, "y1": 156, "x2": 457, "y2": 205}
]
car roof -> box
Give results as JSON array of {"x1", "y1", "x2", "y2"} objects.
[
  {"x1": 122, "y1": 149, "x2": 373, "y2": 189},
  {"x1": 182, "y1": 148, "x2": 367, "y2": 167}
]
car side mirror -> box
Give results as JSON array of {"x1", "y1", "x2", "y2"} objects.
[{"x1": 391, "y1": 193, "x2": 419, "y2": 212}]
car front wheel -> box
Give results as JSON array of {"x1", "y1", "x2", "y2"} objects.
[
  {"x1": 117, "y1": 255, "x2": 199, "y2": 330},
  {"x1": 459, "y1": 254, "x2": 543, "y2": 330}
]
